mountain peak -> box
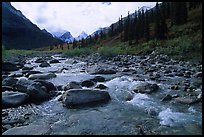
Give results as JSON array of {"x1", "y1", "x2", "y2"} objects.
[
  {"x1": 76, "y1": 31, "x2": 88, "y2": 41},
  {"x1": 59, "y1": 31, "x2": 74, "y2": 43}
]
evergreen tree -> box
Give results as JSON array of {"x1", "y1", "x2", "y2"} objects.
[
  {"x1": 134, "y1": 10, "x2": 139, "y2": 43},
  {"x1": 128, "y1": 20, "x2": 133, "y2": 45},
  {"x1": 124, "y1": 11, "x2": 130, "y2": 42},
  {"x1": 154, "y1": 2, "x2": 162, "y2": 39},
  {"x1": 144, "y1": 11, "x2": 150, "y2": 41}
]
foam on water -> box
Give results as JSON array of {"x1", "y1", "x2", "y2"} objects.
[{"x1": 158, "y1": 108, "x2": 202, "y2": 127}]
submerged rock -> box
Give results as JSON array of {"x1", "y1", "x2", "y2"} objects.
[{"x1": 62, "y1": 89, "x2": 111, "y2": 108}]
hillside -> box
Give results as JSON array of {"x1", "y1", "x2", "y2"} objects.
[
  {"x1": 57, "y1": 2, "x2": 202, "y2": 62},
  {"x1": 2, "y1": 2, "x2": 64, "y2": 50}
]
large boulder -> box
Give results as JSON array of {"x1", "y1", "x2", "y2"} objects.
[
  {"x1": 14, "y1": 78, "x2": 35, "y2": 92},
  {"x1": 62, "y1": 89, "x2": 111, "y2": 108},
  {"x1": 132, "y1": 82, "x2": 159, "y2": 94},
  {"x1": 2, "y1": 62, "x2": 19, "y2": 71},
  {"x1": 28, "y1": 73, "x2": 56, "y2": 80},
  {"x1": 14, "y1": 78, "x2": 51, "y2": 103},
  {"x1": 2, "y1": 91, "x2": 29, "y2": 109},
  {"x1": 34, "y1": 80, "x2": 56, "y2": 92},
  {"x1": 26, "y1": 83, "x2": 51, "y2": 102}
]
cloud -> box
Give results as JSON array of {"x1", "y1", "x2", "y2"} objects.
[
  {"x1": 11, "y1": 2, "x2": 156, "y2": 37},
  {"x1": 36, "y1": 16, "x2": 47, "y2": 24}
]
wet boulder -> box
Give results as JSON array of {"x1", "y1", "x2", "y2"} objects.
[
  {"x1": 2, "y1": 124, "x2": 51, "y2": 135},
  {"x1": 2, "y1": 62, "x2": 19, "y2": 71},
  {"x1": 35, "y1": 58, "x2": 45, "y2": 63},
  {"x1": 28, "y1": 73, "x2": 56, "y2": 80},
  {"x1": 34, "y1": 80, "x2": 56, "y2": 92},
  {"x1": 14, "y1": 78, "x2": 51, "y2": 103},
  {"x1": 62, "y1": 89, "x2": 111, "y2": 108},
  {"x1": 91, "y1": 76, "x2": 106, "y2": 82},
  {"x1": 39, "y1": 62, "x2": 50, "y2": 67},
  {"x1": 81, "y1": 80, "x2": 95, "y2": 88},
  {"x1": 95, "y1": 84, "x2": 108, "y2": 90},
  {"x1": 161, "y1": 94, "x2": 172, "y2": 101},
  {"x1": 2, "y1": 91, "x2": 29, "y2": 109},
  {"x1": 2, "y1": 77, "x2": 18, "y2": 86},
  {"x1": 23, "y1": 70, "x2": 42, "y2": 77},
  {"x1": 26, "y1": 83, "x2": 51, "y2": 103},
  {"x1": 132, "y1": 82, "x2": 159, "y2": 94},
  {"x1": 194, "y1": 72, "x2": 202, "y2": 78},
  {"x1": 62, "y1": 81, "x2": 82, "y2": 91},
  {"x1": 2, "y1": 86, "x2": 14, "y2": 92},
  {"x1": 49, "y1": 59, "x2": 60, "y2": 64},
  {"x1": 22, "y1": 66, "x2": 33, "y2": 71}
]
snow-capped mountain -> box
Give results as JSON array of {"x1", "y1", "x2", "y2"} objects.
[
  {"x1": 91, "y1": 27, "x2": 109, "y2": 37},
  {"x1": 138, "y1": 6, "x2": 151, "y2": 12},
  {"x1": 76, "y1": 31, "x2": 88, "y2": 41},
  {"x1": 59, "y1": 31, "x2": 74, "y2": 43},
  {"x1": 55, "y1": 31, "x2": 88, "y2": 43}
]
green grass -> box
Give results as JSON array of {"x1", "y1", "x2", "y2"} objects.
[
  {"x1": 2, "y1": 46, "x2": 61, "y2": 60},
  {"x1": 62, "y1": 47, "x2": 95, "y2": 57},
  {"x1": 156, "y1": 34, "x2": 202, "y2": 61}
]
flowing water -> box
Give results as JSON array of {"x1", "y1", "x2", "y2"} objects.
[{"x1": 4, "y1": 54, "x2": 202, "y2": 135}]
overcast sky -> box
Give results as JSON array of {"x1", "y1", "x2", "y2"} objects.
[{"x1": 11, "y1": 2, "x2": 157, "y2": 37}]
